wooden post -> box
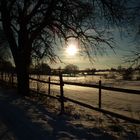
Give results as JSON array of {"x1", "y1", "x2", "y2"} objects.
[
  {"x1": 8, "y1": 72, "x2": 12, "y2": 84},
  {"x1": 59, "y1": 73, "x2": 64, "y2": 114},
  {"x1": 11, "y1": 72, "x2": 14, "y2": 87},
  {"x1": 5, "y1": 72, "x2": 6, "y2": 81},
  {"x1": 37, "y1": 74, "x2": 40, "y2": 93},
  {"x1": 48, "y1": 76, "x2": 51, "y2": 95},
  {"x1": 99, "y1": 80, "x2": 102, "y2": 109},
  {"x1": 1, "y1": 71, "x2": 3, "y2": 81}
]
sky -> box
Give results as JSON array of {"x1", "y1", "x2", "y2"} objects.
[
  {"x1": 49, "y1": 1, "x2": 140, "y2": 70},
  {"x1": 1, "y1": 0, "x2": 139, "y2": 70},
  {"x1": 50, "y1": 29, "x2": 138, "y2": 70}
]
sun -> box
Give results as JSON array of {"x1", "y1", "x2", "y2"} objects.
[{"x1": 66, "y1": 44, "x2": 78, "y2": 56}]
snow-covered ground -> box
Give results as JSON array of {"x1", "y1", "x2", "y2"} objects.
[
  {"x1": 0, "y1": 87, "x2": 140, "y2": 140},
  {"x1": 33, "y1": 74, "x2": 140, "y2": 90},
  {"x1": 0, "y1": 76, "x2": 140, "y2": 140},
  {"x1": 29, "y1": 75, "x2": 140, "y2": 121}
]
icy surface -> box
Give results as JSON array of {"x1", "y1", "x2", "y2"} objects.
[{"x1": 0, "y1": 87, "x2": 140, "y2": 140}]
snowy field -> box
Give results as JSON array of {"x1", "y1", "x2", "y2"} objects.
[
  {"x1": 30, "y1": 75, "x2": 140, "y2": 120},
  {"x1": 0, "y1": 87, "x2": 139, "y2": 140},
  {"x1": 0, "y1": 75, "x2": 140, "y2": 139}
]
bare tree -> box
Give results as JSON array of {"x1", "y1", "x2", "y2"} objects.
[
  {"x1": 123, "y1": 1, "x2": 140, "y2": 67},
  {"x1": 123, "y1": 46, "x2": 140, "y2": 68},
  {"x1": 0, "y1": 0, "x2": 126, "y2": 95},
  {"x1": 64, "y1": 64, "x2": 79, "y2": 76}
]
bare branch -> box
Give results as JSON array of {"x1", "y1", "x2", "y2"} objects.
[{"x1": 26, "y1": 0, "x2": 43, "y2": 23}]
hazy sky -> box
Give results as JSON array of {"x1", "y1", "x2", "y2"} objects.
[
  {"x1": 50, "y1": 28, "x2": 138, "y2": 70},
  {"x1": 49, "y1": 1, "x2": 140, "y2": 70},
  {"x1": 2, "y1": 0, "x2": 138, "y2": 70}
]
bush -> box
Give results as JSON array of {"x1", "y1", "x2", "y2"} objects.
[
  {"x1": 122, "y1": 68, "x2": 133, "y2": 80},
  {"x1": 136, "y1": 76, "x2": 140, "y2": 81}
]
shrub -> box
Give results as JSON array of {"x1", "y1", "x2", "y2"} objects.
[{"x1": 122, "y1": 68, "x2": 133, "y2": 80}]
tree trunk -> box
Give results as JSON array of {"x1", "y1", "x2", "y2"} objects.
[
  {"x1": 1, "y1": 0, "x2": 31, "y2": 96},
  {"x1": 16, "y1": 22, "x2": 31, "y2": 96},
  {"x1": 16, "y1": 58, "x2": 30, "y2": 96}
]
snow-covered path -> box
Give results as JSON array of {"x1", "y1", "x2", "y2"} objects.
[
  {"x1": 1, "y1": 74, "x2": 140, "y2": 139},
  {"x1": 0, "y1": 88, "x2": 52, "y2": 140},
  {"x1": 0, "y1": 87, "x2": 118, "y2": 140}
]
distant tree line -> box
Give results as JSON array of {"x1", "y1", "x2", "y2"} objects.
[
  {"x1": 1, "y1": 59, "x2": 140, "y2": 75},
  {"x1": 30, "y1": 63, "x2": 51, "y2": 75}
]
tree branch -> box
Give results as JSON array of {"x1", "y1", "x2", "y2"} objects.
[
  {"x1": 26, "y1": 0, "x2": 43, "y2": 23},
  {"x1": 1, "y1": 0, "x2": 18, "y2": 62},
  {"x1": 29, "y1": 0, "x2": 57, "y2": 43}
]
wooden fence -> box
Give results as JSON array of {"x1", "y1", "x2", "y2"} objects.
[
  {"x1": 29, "y1": 75, "x2": 140, "y2": 124},
  {"x1": 0, "y1": 72, "x2": 140, "y2": 123}
]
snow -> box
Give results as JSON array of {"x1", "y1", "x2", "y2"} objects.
[
  {"x1": 0, "y1": 87, "x2": 139, "y2": 139},
  {"x1": 30, "y1": 75, "x2": 140, "y2": 120},
  {"x1": 0, "y1": 74, "x2": 140, "y2": 139}
]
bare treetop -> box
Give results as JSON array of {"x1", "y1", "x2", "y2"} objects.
[{"x1": 0, "y1": 0, "x2": 128, "y2": 95}]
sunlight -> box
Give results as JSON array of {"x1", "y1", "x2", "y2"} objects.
[
  {"x1": 66, "y1": 44, "x2": 78, "y2": 56},
  {"x1": 65, "y1": 38, "x2": 79, "y2": 57}
]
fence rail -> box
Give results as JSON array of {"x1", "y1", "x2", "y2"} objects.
[
  {"x1": 29, "y1": 75, "x2": 140, "y2": 124},
  {"x1": 30, "y1": 77, "x2": 140, "y2": 94},
  {"x1": 30, "y1": 77, "x2": 60, "y2": 85},
  {"x1": 62, "y1": 96, "x2": 140, "y2": 124},
  {"x1": 0, "y1": 73, "x2": 140, "y2": 123}
]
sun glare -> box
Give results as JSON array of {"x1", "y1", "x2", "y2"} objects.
[{"x1": 66, "y1": 44, "x2": 78, "y2": 56}]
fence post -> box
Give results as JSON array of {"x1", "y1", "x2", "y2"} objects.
[
  {"x1": 8, "y1": 72, "x2": 11, "y2": 84},
  {"x1": 11, "y1": 72, "x2": 14, "y2": 87},
  {"x1": 37, "y1": 74, "x2": 40, "y2": 93},
  {"x1": 59, "y1": 73, "x2": 65, "y2": 114},
  {"x1": 1, "y1": 71, "x2": 3, "y2": 81},
  {"x1": 5, "y1": 72, "x2": 6, "y2": 81},
  {"x1": 99, "y1": 80, "x2": 102, "y2": 109},
  {"x1": 48, "y1": 76, "x2": 51, "y2": 95}
]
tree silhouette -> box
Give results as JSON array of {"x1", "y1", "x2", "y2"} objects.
[
  {"x1": 123, "y1": 1, "x2": 140, "y2": 68},
  {"x1": 124, "y1": 48, "x2": 140, "y2": 68},
  {"x1": 64, "y1": 64, "x2": 79, "y2": 76},
  {"x1": 0, "y1": 0, "x2": 126, "y2": 95},
  {"x1": 35, "y1": 62, "x2": 51, "y2": 75}
]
